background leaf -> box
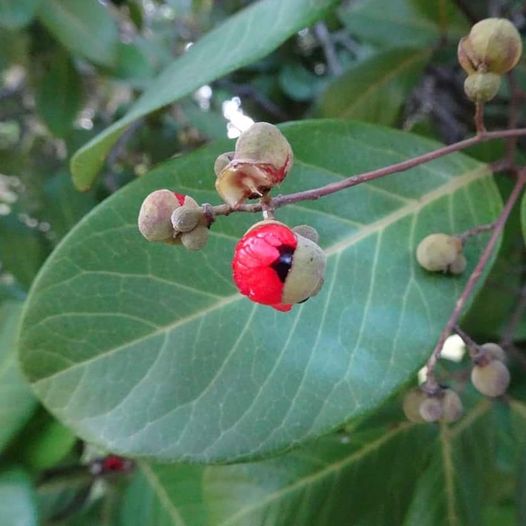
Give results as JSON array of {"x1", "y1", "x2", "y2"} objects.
[
  {"x1": 120, "y1": 401, "x2": 514, "y2": 525},
  {"x1": 122, "y1": 417, "x2": 433, "y2": 526},
  {"x1": 19, "y1": 120, "x2": 502, "y2": 462},
  {"x1": 69, "y1": 0, "x2": 338, "y2": 190},
  {"x1": 318, "y1": 48, "x2": 431, "y2": 125},
  {"x1": 0, "y1": 301, "x2": 36, "y2": 452},
  {"x1": 0, "y1": 0, "x2": 42, "y2": 30},
  {"x1": 338, "y1": 0, "x2": 468, "y2": 48},
  {"x1": 0, "y1": 214, "x2": 49, "y2": 290},
  {"x1": 35, "y1": 52, "x2": 83, "y2": 138},
  {"x1": 38, "y1": 0, "x2": 119, "y2": 67},
  {"x1": 0, "y1": 469, "x2": 38, "y2": 526}
]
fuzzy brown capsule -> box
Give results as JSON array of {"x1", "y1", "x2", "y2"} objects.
[
  {"x1": 138, "y1": 190, "x2": 182, "y2": 242},
  {"x1": 215, "y1": 123, "x2": 293, "y2": 206},
  {"x1": 441, "y1": 389, "x2": 463, "y2": 423},
  {"x1": 471, "y1": 359, "x2": 510, "y2": 397},
  {"x1": 171, "y1": 207, "x2": 203, "y2": 233},
  {"x1": 416, "y1": 233, "x2": 464, "y2": 273},
  {"x1": 292, "y1": 225, "x2": 319, "y2": 244},
  {"x1": 458, "y1": 18, "x2": 522, "y2": 75},
  {"x1": 181, "y1": 225, "x2": 209, "y2": 251},
  {"x1": 464, "y1": 72, "x2": 501, "y2": 102},
  {"x1": 419, "y1": 397, "x2": 443, "y2": 423},
  {"x1": 403, "y1": 389, "x2": 427, "y2": 423},
  {"x1": 480, "y1": 342, "x2": 506, "y2": 363}
]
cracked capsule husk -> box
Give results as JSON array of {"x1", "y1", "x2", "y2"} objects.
[
  {"x1": 215, "y1": 123, "x2": 293, "y2": 206},
  {"x1": 458, "y1": 18, "x2": 522, "y2": 74}
]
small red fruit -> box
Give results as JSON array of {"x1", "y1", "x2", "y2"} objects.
[{"x1": 232, "y1": 221, "x2": 326, "y2": 311}]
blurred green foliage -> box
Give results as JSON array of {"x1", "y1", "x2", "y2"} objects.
[{"x1": 1, "y1": 0, "x2": 526, "y2": 524}]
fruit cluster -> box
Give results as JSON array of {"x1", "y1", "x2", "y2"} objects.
[
  {"x1": 137, "y1": 123, "x2": 327, "y2": 311},
  {"x1": 403, "y1": 341, "x2": 511, "y2": 425},
  {"x1": 458, "y1": 18, "x2": 522, "y2": 103}
]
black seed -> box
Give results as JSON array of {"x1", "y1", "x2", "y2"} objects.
[{"x1": 271, "y1": 245, "x2": 295, "y2": 282}]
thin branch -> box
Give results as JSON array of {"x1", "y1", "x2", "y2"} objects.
[
  {"x1": 314, "y1": 22, "x2": 343, "y2": 76},
  {"x1": 208, "y1": 127, "x2": 526, "y2": 218},
  {"x1": 451, "y1": 0, "x2": 478, "y2": 23},
  {"x1": 424, "y1": 168, "x2": 526, "y2": 391},
  {"x1": 474, "y1": 102, "x2": 486, "y2": 134},
  {"x1": 457, "y1": 221, "x2": 497, "y2": 244},
  {"x1": 453, "y1": 325, "x2": 480, "y2": 358}
]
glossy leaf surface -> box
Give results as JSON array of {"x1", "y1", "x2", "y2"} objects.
[{"x1": 19, "y1": 120, "x2": 501, "y2": 462}]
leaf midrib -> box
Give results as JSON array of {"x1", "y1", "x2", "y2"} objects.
[{"x1": 30, "y1": 165, "x2": 489, "y2": 386}]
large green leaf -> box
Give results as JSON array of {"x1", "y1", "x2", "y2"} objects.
[
  {"x1": 0, "y1": 0, "x2": 42, "y2": 29},
  {"x1": 19, "y1": 120, "x2": 502, "y2": 462},
  {"x1": 120, "y1": 402, "x2": 508, "y2": 525},
  {"x1": 38, "y1": 0, "x2": 118, "y2": 67},
  {"x1": 318, "y1": 48, "x2": 431, "y2": 126},
  {"x1": 339, "y1": 0, "x2": 468, "y2": 48},
  {"x1": 0, "y1": 469, "x2": 38, "y2": 526},
  {"x1": 0, "y1": 301, "x2": 36, "y2": 452},
  {"x1": 69, "y1": 0, "x2": 338, "y2": 190}
]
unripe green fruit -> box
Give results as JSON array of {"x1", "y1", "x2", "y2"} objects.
[
  {"x1": 419, "y1": 397, "x2": 443, "y2": 422},
  {"x1": 292, "y1": 225, "x2": 319, "y2": 244},
  {"x1": 138, "y1": 189, "x2": 180, "y2": 242},
  {"x1": 281, "y1": 234, "x2": 326, "y2": 305},
  {"x1": 403, "y1": 389, "x2": 426, "y2": 423},
  {"x1": 416, "y1": 233, "x2": 463, "y2": 272},
  {"x1": 464, "y1": 72, "x2": 501, "y2": 102},
  {"x1": 481, "y1": 342, "x2": 506, "y2": 362},
  {"x1": 449, "y1": 254, "x2": 467, "y2": 275},
  {"x1": 441, "y1": 389, "x2": 463, "y2": 423},
  {"x1": 214, "y1": 152, "x2": 234, "y2": 177},
  {"x1": 471, "y1": 359, "x2": 510, "y2": 397},
  {"x1": 171, "y1": 207, "x2": 203, "y2": 233},
  {"x1": 181, "y1": 225, "x2": 209, "y2": 251},
  {"x1": 459, "y1": 18, "x2": 522, "y2": 75}
]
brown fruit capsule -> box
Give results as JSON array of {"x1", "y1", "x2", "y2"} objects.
[
  {"x1": 419, "y1": 397, "x2": 443, "y2": 422},
  {"x1": 138, "y1": 189, "x2": 180, "y2": 242},
  {"x1": 440, "y1": 389, "x2": 463, "y2": 423},
  {"x1": 480, "y1": 342, "x2": 506, "y2": 363},
  {"x1": 281, "y1": 233, "x2": 326, "y2": 305},
  {"x1": 471, "y1": 359, "x2": 510, "y2": 397},
  {"x1": 403, "y1": 389, "x2": 427, "y2": 423},
  {"x1": 458, "y1": 18, "x2": 522, "y2": 74},
  {"x1": 214, "y1": 152, "x2": 234, "y2": 177},
  {"x1": 416, "y1": 234, "x2": 463, "y2": 273},
  {"x1": 215, "y1": 123, "x2": 293, "y2": 206},
  {"x1": 449, "y1": 254, "x2": 467, "y2": 275},
  {"x1": 171, "y1": 207, "x2": 203, "y2": 233},
  {"x1": 181, "y1": 225, "x2": 209, "y2": 251},
  {"x1": 292, "y1": 225, "x2": 319, "y2": 244},
  {"x1": 464, "y1": 72, "x2": 501, "y2": 102}
]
